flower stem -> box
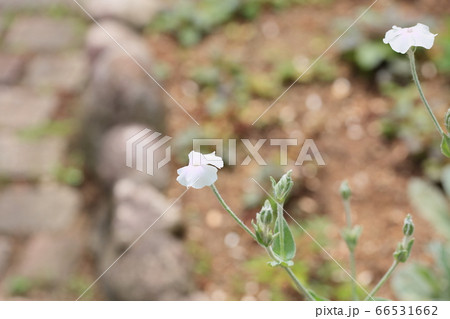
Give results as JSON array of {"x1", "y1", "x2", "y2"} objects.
[
  {"x1": 211, "y1": 184, "x2": 314, "y2": 301},
  {"x1": 364, "y1": 260, "x2": 399, "y2": 301},
  {"x1": 210, "y1": 184, "x2": 256, "y2": 241},
  {"x1": 265, "y1": 246, "x2": 315, "y2": 301},
  {"x1": 343, "y1": 198, "x2": 358, "y2": 301},
  {"x1": 276, "y1": 203, "x2": 285, "y2": 258},
  {"x1": 407, "y1": 49, "x2": 444, "y2": 137}
]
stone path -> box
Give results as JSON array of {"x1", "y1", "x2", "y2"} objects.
[{"x1": 0, "y1": 0, "x2": 192, "y2": 300}]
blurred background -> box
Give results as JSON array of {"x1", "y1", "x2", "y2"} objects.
[{"x1": 0, "y1": 0, "x2": 450, "y2": 301}]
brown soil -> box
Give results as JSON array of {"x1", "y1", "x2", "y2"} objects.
[{"x1": 148, "y1": 0, "x2": 450, "y2": 300}]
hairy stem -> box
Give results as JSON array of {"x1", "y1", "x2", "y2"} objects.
[
  {"x1": 343, "y1": 198, "x2": 357, "y2": 301},
  {"x1": 210, "y1": 184, "x2": 256, "y2": 240},
  {"x1": 407, "y1": 49, "x2": 444, "y2": 137},
  {"x1": 364, "y1": 260, "x2": 399, "y2": 301},
  {"x1": 266, "y1": 246, "x2": 315, "y2": 301}
]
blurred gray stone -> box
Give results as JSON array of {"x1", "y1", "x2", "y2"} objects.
[
  {"x1": 0, "y1": 184, "x2": 80, "y2": 235},
  {"x1": 0, "y1": 0, "x2": 77, "y2": 11},
  {"x1": 111, "y1": 178, "x2": 180, "y2": 246},
  {"x1": 81, "y1": 22, "x2": 167, "y2": 167},
  {"x1": 23, "y1": 52, "x2": 88, "y2": 92},
  {"x1": 0, "y1": 87, "x2": 58, "y2": 130},
  {"x1": 97, "y1": 125, "x2": 170, "y2": 190},
  {"x1": 85, "y1": 19, "x2": 152, "y2": 67},
  {"x1": 81, "y1": 0, "x2": 164, "y2": 28},
  {"x1": 0, "y1": 55, "x2": 25, "y2": 85},
  {"x1": 0, "y1": 236, "x2": 12, "y2": 276},
  {"x1": 16, "y1": 229, "x2": 84, "y2": 285},
  {"x1": 99, "y1": 233, "x2": 192, "y2": 300},
  {"x1": 0, "y1": 133, "x2": 66, "y2": 179},
  {"x1": 4, "y1": 16, "x2": 83, "y2": 53}
]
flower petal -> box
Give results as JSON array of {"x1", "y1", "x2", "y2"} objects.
[
  {"x1": 203, "y1": 151, "x2": 224, "y2": 169},
  {"x1": 411, "y1": 23, "x2": 437, "y2": 50},
  {"x1": 383, "y1": 26, "x2": 403, "y2": 44},
  {"x1": 389, "y1": 32, "x2": 413, "y2": 54},
  {"x1": 176, "y1": 165, "x2": 218, "y2": 189}
]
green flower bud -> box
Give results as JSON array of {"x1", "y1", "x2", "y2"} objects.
[
  {"x1": 339, "y1": 180, "x2": 351, "y2": 201},
  {"x1": 445, "y1": 109, "x2": 450, "y2": 133},
  {"x1": 260, "y1": 200, "x2": 273, "y2": 225},
  {"x1": 252, "y1": 200, "x2": 276, "y2": 247},
  {"x1": 394, "y1": 238, "x2": 414, "y2": 263},
  {"x1": 270, "y1": 170, "x2": 294, "y2": 204},
  {"x1": 402, "y1": 214, "x2": 414, "y2": 237},
  {"x1": 342, "y1": 225, "x2": 362, "y2": 252}
]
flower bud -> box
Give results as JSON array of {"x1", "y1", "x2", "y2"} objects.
[
  {"x1": 342, "y1": 225, "x2": 362, "y2": 252},
  {"x1": 339, "y1": 180, "x2": 351, "y2": 201},
  {"x1": 402, "y1": 214, "x2": 414, "y2": 237},
  {"x1": 394, "y1": 238, "x2": 414, "y2": 263},
  {"x1": 270, "y1": 170, "x2": 294, "y2": 204},
  {"x1": 445, "y1": 109, "x2": 450, "y2": 133},
  {"x1": 260, "y1": 200, "x2": 273, "y2": 225},
  {"x1": 252, "y1": 200, "x2": 276, "y2": 247}
]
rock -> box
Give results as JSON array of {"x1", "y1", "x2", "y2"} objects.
[
  {"x1": 81, "y1": 0, "x2": 165, "y2": 28},
  {"x1": 15, "y1": 229, "x2": 84, "y2": 286},
  {"x1": 23, "y1": 52, "x2": 88, "y2": 93},
  {"x1": 81, "y1": 22, "x2": 167, "y2": 164},
  {"x1": 4, "y1": 16, "x2": 83, "y2": 53},
  {"x1": 0, "y1": 133, "x2": 66, "y2": 179},
  {"x1": 85, "y1": 19, "x2": 152, "y2": 64},
  {"x1": 0, "y1": 236, "x2": 12, "y2": 276},
  {"x1": 111, "y1": 178, "x2": 180, "y2": 246},
  {"x1": 0, "y1": 55, "x2": 25, "y2": 85},
  {"x1": 0, "y1": 86, "x2": 58, "y2": 130},
  {"x1": 96, "y1": 125, "x2": 171, "y2": 190},
  {"x1": 0, "y1": 184, "x2": 80, "y2": 235},
  {"x1": 99, "y1": 233, "x2": 192, "y2": 300}
]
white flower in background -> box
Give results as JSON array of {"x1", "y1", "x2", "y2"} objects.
[
  {"x1": 383, "y1": 23, "x2": 437, "y2": 54},
  {"x1": 177, "y1": 151, "x2": 224, "y2": 189}
]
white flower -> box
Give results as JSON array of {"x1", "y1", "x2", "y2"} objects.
[
  {"x1": 177, "y1": 151, "x2": 224, "y2": 189},
  {"x1": 383, "y1": 23, "x2": 437, "y2": 54}
]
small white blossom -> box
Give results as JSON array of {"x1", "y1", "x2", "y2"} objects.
[
  {"x1": 177, "y1": 151, "x2": 224, "y2": 189},
  {"x1": 383, "y1": 23, "x2": 437, "y2": 54}
]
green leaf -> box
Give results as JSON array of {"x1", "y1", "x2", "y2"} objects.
[
  {"x1": 441, "y1": 134, "x2": 450, "y2": 158},
  {"x1": 440, "y1": 165, "x2": 450, "y2": 198},
  {"x1": 272, "y1": 217, "x2": 296, "y2": 261},
  {"x1": 392, "y1": 263, "x2": 440, "y2": 300},
  {"x1": 408, "y1": 178, "x2": 450, "y2": 241},
  {"x1": 309, "y1": 290, "x2": 329, "y2": 301}
]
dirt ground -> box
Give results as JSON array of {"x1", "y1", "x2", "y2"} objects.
[{"x1": 148, "y1": 0, "x2": 450, "y2": 300}]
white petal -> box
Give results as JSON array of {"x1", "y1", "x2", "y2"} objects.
[
  {"x1": 389, "y1": 33, "x2": 413, "y2": 54},
  {"x1": 411, "y1": 23, "x2": 437, "y2": 49},
  {"x1": 203, "y1": 151, "x2": 224, "y2": 169},
  {"x1": 187, "y1": 151, "x2": 204, "y2": 166},
  {"x1": 176, "y1": 165, "x2": 218, "y2": 189},
  {"x1": 383, "y1": 26, "x2": 403, "y2": 44}
]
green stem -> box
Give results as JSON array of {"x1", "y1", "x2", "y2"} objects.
[
  {"x1": 364, "y1": 260, "x2": 399, "y2": 301},
  {"x1": 210, "y1": 184, "x2": 256, "y2": 240},
  {"x1": 276, "y1": 203, "x2": 285, "y2": 258},
  {"x1": 211, "y1": 184, "x2": 314, "y2": 301},
  {"x1": 343, "y1": 198, "x2": 357, "y2": 301},
  {"x1": 407, "y1": 49, "x2": 444, "y2": 137},
  {"x1": 266, "y1": 246, "x2": 315, "y2": 301}
]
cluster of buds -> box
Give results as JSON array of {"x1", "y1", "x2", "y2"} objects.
[
  {"x1": 270, "y1": 170, "x2": 294, "y2": 204},
  {"x1": 252, "y1": 200, "x2": 278, "y2": 247},
  {"x1": 394, "y1": 214, "x2": 415, "y2": 263}
]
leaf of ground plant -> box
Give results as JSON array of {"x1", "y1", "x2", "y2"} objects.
[
  {"x1": 272, "y1": 217, "x2": 296, "y2": 261},
  {"x1": 408, "y1": 178, "x2": 450, "y2": 241}
]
